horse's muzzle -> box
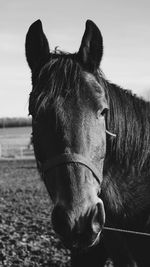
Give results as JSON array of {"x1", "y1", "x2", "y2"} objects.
[{"x1": 51, "y1": 199, "x2": 105, "y2": 250}]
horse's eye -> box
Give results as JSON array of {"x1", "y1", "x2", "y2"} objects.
[
  {"x1": 97, "y1": 108, "x2": 108, "y2": 118},
  {"x1": 101, "y1": 108, "x2": 108, "y2": 116}
]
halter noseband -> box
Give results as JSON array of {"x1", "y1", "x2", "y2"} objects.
[
  {"x1": 37, "y1": 130, "x2": 116, "y2": 186},
  {"x1": 38, "y1": 153, "x2": 103, "y2": 185}
]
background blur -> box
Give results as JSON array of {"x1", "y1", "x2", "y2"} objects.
[{"x1": 1, "y1": 0, "x2": 150, "y2": 118}]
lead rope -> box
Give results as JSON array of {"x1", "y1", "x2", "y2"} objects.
[{"x1": 103, "y1": 226, "x2": 150, "y2": 237}]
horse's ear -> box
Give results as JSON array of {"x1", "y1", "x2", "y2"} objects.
[
  {"x1": 25, "y1": 20, "x2": 49, "y2": 70},
  {"x1": 77, "y1": 20, "x2": 103, "y2": 72}
]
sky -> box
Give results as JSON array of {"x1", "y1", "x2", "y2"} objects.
[{"x1": 0, "y1": 0, "x2": 150, "y2": 117}]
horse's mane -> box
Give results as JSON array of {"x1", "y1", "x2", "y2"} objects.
[
  {"x1": 105, "y1": 81, "x2": 150, "y2": 174},
  {"x1": 29, "y1": 50, "x2": 105, "y2": 117},
  {"x1": 29, "y1": 51, "x2": 150, "y2": 175},
  {"x1": 29, "y1": 52, "x2": 83, "y2": 117}
]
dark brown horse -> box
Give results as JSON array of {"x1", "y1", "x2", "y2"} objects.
[{"x1": 25, "y1": 20, "x2": 150, "y2": 267}]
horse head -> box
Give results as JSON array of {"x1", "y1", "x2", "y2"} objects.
[{"x1": 25, "y1": 20, "x2": 108, "y2": 250}]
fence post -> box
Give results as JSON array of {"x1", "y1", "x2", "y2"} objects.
[{"x1": 20, "y1": 147, "x2": 23, "y2": 158}]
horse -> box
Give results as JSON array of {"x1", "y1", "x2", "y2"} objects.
[{"x1": 25, "y1": 19, "x2": 150, "y2": 267}]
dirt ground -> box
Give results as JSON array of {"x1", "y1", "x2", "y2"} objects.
[{"x1": 0, "y1": 160, "x2": 71, "y2": 267}]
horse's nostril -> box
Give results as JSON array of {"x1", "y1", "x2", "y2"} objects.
[
  {"x1": 91, "y1": 201, "x2": 105, "y2": 234},
  {"x1": 51, "y1": 205, "x2": 71, "y2": 237}
]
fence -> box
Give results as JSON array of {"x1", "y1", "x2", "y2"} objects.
[{"x1": 0, "y1": 144, "x2": 34, "y2": 159}]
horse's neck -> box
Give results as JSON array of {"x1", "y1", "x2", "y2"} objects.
[{"x1": 102, "y1": 85, "x2": 150, "y2": 220}]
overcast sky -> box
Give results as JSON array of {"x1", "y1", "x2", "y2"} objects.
[{"x1": 1, "y1": 0, "x2": 150, "y2": 117}]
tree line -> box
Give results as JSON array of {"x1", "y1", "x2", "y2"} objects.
[{"x1": 0, "y1": 117, "x2": 32, "y2": 128}]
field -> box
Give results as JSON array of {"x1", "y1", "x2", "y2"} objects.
[
  {"x1": 0, "y1": 127, "x2": 31, "y2": 145},
  {"x1": 0, "y1": 159, "x2": 71, "y2": 267},
  {"x1": 0, "y1": 127, "x2": 33, "y2": 159}
]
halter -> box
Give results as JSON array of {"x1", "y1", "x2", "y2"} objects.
[
  {"x1": 38, "y1": 152, "x2": 103, "y2": 185},
  {"x1": 37, "y1": 130, "x2": 116, "y2": 185}
]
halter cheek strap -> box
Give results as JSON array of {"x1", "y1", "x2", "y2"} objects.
[
  {"x1": 106, "y1": 129, "x2": 116, "y2": 137},
  {"x1": 38, "y1": 153, "x2": 103, "y2": 185}
]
